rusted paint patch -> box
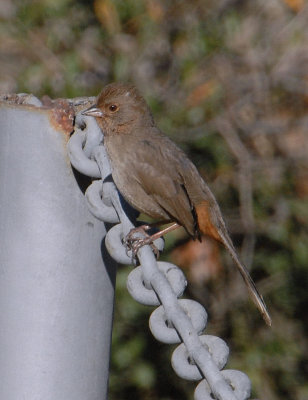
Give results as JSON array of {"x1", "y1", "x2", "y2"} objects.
[
  {"x1": 0, "y1": 93, "x2": 96, "y2": 138},
  {"x1": 44, "y1": 97, "x2": 75, "y2": 136},
  {"x1": 0, "y1": 93, "x2": 41, "y2": 107},
  {"x1": 0, "y1": 94, "x2": 22, "y2": 103}
]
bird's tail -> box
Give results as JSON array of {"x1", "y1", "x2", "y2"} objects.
[
  {"x1": 218, "y1": 230, "x2": 272, "y2": 326},
  {"x1": 195, "y1": 199, "x2": 271, "y2": 325}
]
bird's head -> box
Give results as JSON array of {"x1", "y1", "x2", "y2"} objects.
[{"x1": 82, "y1": 83, "x2": 154, "y2": 135}]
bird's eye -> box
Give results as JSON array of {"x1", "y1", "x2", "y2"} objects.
[{"x1": 109, "y1": 104, "x2": 118, "y2": 112}]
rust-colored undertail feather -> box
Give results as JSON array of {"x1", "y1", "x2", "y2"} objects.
[{"x1": 196, "y1": 202, "x2": 272, "y2": 326}]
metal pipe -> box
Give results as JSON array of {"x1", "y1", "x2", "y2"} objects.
[{"x1": 0, "y1": 100, "x2": 116, "y2": 400}]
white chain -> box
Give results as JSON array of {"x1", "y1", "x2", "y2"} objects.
[{"x1": 67, "y1": 113, "x2": 252, "y2": 400}]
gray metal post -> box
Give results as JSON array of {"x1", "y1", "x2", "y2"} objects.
[{"x1": 0, "y1": 100, "x2": 116, "y2": 400}]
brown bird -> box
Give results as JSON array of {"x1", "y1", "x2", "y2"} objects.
[{"x1": 82, "y1": 82, "x2": 271, "y2": 326}]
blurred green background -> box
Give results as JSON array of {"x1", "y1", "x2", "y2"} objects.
[{"x1": 1, "y1": 0, "x2": 307, "y2": 399}]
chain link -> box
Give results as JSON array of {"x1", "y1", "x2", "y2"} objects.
[{"x1": 67, "y1": 112, "x2": 252, "y2": 400}]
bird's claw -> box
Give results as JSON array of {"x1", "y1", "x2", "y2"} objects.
[
  {"x1": 123, "y1": 225, "x2": 160, "y2": 261},
  {"x1": 130, "y1": 237, "x2": 160, "y2": 259}
]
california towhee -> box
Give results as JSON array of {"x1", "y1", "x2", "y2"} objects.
[{"x1": 82, "y1": 83, "x2": 271, "y2": 326}]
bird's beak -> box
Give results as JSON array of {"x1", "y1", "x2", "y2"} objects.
[{"x1": 82, "y1": 105, "x2": 104, "y2": 118}]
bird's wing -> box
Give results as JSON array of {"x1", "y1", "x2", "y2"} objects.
[{"x1": 131, "y1": 136, "x2": 197, "y2": 236}]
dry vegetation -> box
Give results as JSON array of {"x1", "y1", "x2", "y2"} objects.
[{"x1": 0, "y1": 0, "x2": 307, "y2": 399}]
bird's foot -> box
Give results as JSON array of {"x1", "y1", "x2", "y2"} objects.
[
  {"x1": 124, "y1": 225, "x2": 160, "y2": 260},
  {"x1": 130, "y1": 237, "x2": 161, "y2": 260}
]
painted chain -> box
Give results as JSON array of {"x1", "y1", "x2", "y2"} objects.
[{"x1": 67, "y1": 112, "x2": 252, "y2": 400}]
